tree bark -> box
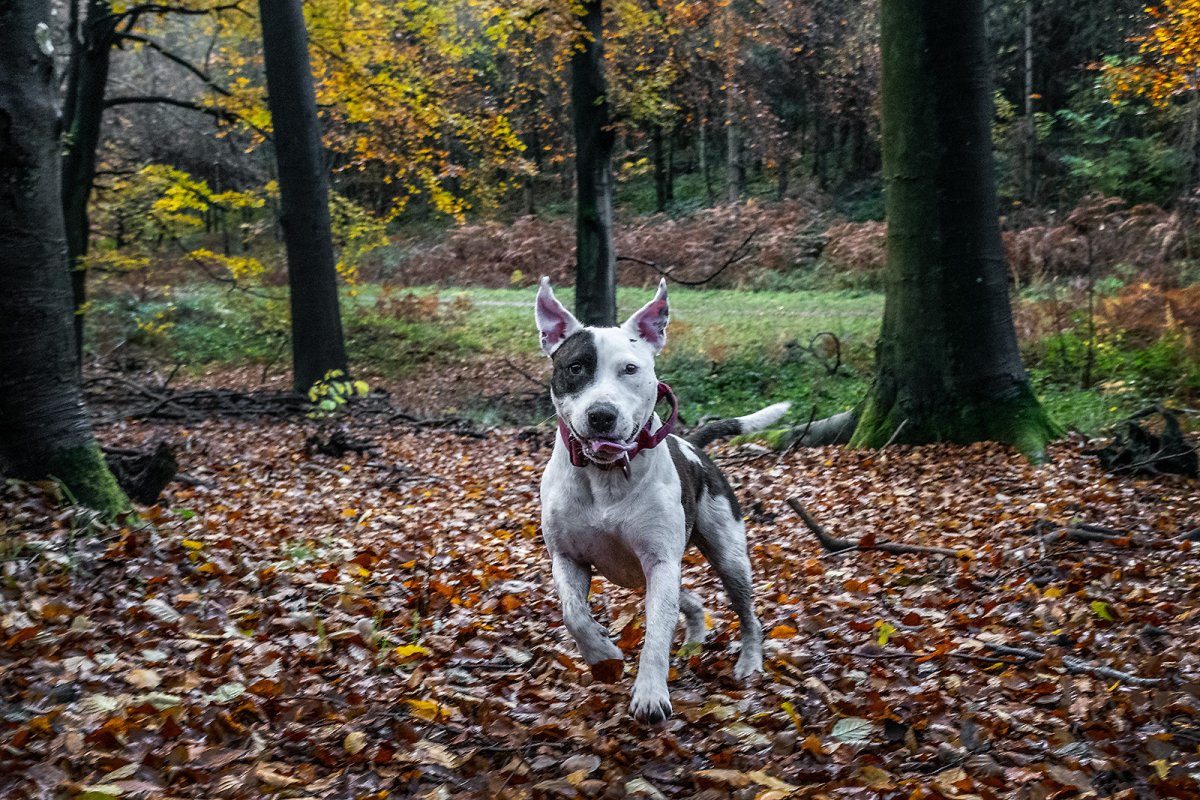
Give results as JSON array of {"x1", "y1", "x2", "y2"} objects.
[
  {"x1": 258, "y1": 0, "x2": 348, "y2": 392},
  {"x1": 62, "y1": 0, "x2": 118, "y2": 364},
  {"x1": 570, "y1": 0, "x2": 617, "y2": 326},
  {"x1": 0, "y1": 1, "x2": 128, "y2": 513},
  {"x1": 850, "y1": 0, "x2": 1058, "y2": 459}
]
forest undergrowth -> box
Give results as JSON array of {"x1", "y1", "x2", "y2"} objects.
[{"x1": 1, "y1": 413, "x2": 1198, "y2": 798}]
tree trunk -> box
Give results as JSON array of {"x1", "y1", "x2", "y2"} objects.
[
  {"x1": 570, "y1": 0, "x2": 617, "y2": 326},
  {"x1": 652, "y1": 125, "x2": 668, "y2": 213},
  {"x1": 850, "y1": 0, "x2": 1058, "y2": 459},
  {"x1": 62, "y1": 0, "x2": 117, "y2": 364},
  {"x1": 725, "y1": 96, "x2": 744, "y2": 202},
  {"x1": 0, "y1": 1, "x2": 128, "y2": 514},
  {"x1": 1022, "y1": 0, "x2": 1036, "y2": 203},
  {"x1": 258, "y1": 0, "x2": 348, "y2": 392},
  {"x1": 698, "y1": 118, "x2": 714, "y2": 203}
]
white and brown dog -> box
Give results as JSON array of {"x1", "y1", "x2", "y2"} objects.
[{"x1": 535, "y1": 277, "x2": 790, "y2": 723}]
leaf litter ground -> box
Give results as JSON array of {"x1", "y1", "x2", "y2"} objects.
[{"x1": 2, "y1": 414, "x2": 1199, "y2": 799}]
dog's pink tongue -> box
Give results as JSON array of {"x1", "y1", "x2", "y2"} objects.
[{"x1": 588, "y1": 439, "x2": 634, "y2": 456}]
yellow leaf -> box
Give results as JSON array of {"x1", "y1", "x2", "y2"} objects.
[
  {"x1": 394, "y1": 644, "x2": 431, "y2": 660},
  {"x1": 405, "y1": 698, "x2": 453, "y2": 721},
  {"x1": 781, "y1": 701, "x2": 804, "y2": 732},
  {"x1": 182, "y1": 539, "x2": 204, "y2": 551}
]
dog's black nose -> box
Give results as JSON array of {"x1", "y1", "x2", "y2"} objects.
[{"x1": 587, "y1": 404, "x2": 618, "y2": 433}]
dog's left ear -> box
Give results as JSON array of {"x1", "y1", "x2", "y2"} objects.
[{"x1": 621, "y1": 278, "x2": 669, "y2": 354}]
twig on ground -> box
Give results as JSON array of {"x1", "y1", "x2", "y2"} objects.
[
  {"x1": 786, "y1": 498, "x2": 961, "y2": 558},
  {"x1": 982, "y1": 643, "x2": 1166, "y2": 687},
  {"x1": 881, "y1": 419, "x2": 909, "y2": 450}
]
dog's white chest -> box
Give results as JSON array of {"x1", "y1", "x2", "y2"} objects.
[{"x1": 540, "y1": 446, "x2": 684, "y2": 589}]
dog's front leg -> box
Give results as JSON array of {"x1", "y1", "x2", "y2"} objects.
[
  {"x1": 630, "y1": 558, "x2": 680, "y2": 724},
  {"x1": 552, "y1": 555, "x2": 623, "y2": 666}
]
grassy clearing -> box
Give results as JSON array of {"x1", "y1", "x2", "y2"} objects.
[{"x1": 87, "y1": 281, "x2": 1195, "y2": 435}]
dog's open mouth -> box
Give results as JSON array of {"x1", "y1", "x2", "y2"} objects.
[{"x1": 583, "y1": 437, "x2": 637, "y2": 463}]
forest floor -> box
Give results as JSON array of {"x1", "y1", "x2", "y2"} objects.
[{"x1": 3, "y1": 403, "x2": 1199, "y2": 799}]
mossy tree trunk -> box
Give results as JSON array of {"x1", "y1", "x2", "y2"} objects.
[
  {"x1": 849, "y1": 0, "x2": 1058, "y2": 459},
  {"x1": 259, "y1": 0, "x2": 348, "y2": 392},
  {"x1": 0, "y1": 1, "x2": 128, "y2": 514},
  {"x1": 570, "y1": 0, "x2": 617, "y2": 327}
]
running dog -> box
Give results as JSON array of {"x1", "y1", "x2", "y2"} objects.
[{"x1": 536, "y1": 277, "x2": 789, "y2": 723}]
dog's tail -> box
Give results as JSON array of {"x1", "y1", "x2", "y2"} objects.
[{"x1": 686, "y1": 401, "x2": 791, "y2": 450}]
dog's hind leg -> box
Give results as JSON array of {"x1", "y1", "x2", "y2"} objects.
[
  {"x1": 694, "y1": 498, "x2": 763, "y2": 680},
  {"x1": 552, "y1": 556, "x2": 623, "y2": 666},
  {"x1": 679, "y1": 588, "x2": 707, "y2": 646}
]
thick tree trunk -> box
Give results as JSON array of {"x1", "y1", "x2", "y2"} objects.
[
  {"x1": 570, "y1": 0, "x2": 617, "y2": 326},
  {"x1": 62, "y1": 0, "x2": 117, "y2": 363},
  {"x1": 259, "y1": 0, "x2": 348, "y2": 392},
  {"x1": 0, "y1": 1, "x2": 128, "y2": 513},
  {"x1": 850, "y1": 0, "x2": 1058, "y2": 459}
]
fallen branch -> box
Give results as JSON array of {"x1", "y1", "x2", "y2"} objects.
[
  {"x1": 982, "y1": 643, "x2": 1166, "y2": 687},
  {"x1": 1026, "y1": 519, "x2": 1136, "y2": 546},
  {"x1": 616, "y1": 228, "x2": 757, "y2": 286},
  {"x1": 786, "y1": 498, "x2": 961, "y2": 558},
  {"x1": 785, "y1": 409, "x2": 858, "y2": 448}
]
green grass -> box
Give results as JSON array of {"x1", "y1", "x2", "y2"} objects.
[{"x1": 86, "y1": 281, "x2": 1198, "y2": 436}]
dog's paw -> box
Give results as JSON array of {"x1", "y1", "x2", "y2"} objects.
[
  {"x1": 629, "y1": 679, "x2": 672, "y2": 724},
  {"x1": 733, "y1": 649, "x2": 763, "y2": 681}
]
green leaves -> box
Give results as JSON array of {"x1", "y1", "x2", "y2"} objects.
[{"x1": 306, "y1": 370, "x2": 370, "y2": 418}]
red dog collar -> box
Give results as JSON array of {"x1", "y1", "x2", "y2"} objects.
[{"x1": 557, "y1": 382, "x2": 679, "y2": 475}]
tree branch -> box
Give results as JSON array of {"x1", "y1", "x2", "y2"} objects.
[
  {"x1": 117, "y1": 33, "x2": 232, "y2": 96},
  {"x1": 103, "y1": 95, "x2": 271, "y2": 140},
  {"x1": 617, "y1": 227, "x2": 758, "y2": 286}
]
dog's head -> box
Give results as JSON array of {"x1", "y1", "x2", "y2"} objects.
[{"x1": 536, "y1": 277, "x2": 669, "y2": 465}]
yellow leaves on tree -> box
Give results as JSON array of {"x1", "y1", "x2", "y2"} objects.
[
  {"x1": 212, "y1": 0, "x2": 529, "y2": 220},
  {"x1": 1102, "y1": 0, "x2": 1200, "y2": 107}
]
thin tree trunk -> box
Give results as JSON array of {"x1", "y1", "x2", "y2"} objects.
[
  {"x1": 62, "y1": 0, "x2": 117, "y2": 364},
  {"x1": 258, "y1": 0, "x2": 348, "y2": 392},
  {"x1": 850, "y1": 0, "x2": 1058, "y2": 459},
  {"x1": 725, "y1": 96, "x2": 744, "y2": 202},
  {"x1": 665, "y1": 130, "x2": 675, "y2": 203},
  {"x1": 698, "y1": 118, "x2": 714, "y2": 203},
  {"x1": 652, "y1": 125, "x2": 668, "y2": 213},
  {"x1": 776, "y1": 148, "x2": 790, "y2": 201},
  {"x1": 570, "y1": 0, "x2": 617, "y2": 326},
  {"x1": 0, "y1": 1, "x2": 128, "y2": 513},
  {"x1": 1023, "y1": 0, "x2": 1036, "y2": 203}
]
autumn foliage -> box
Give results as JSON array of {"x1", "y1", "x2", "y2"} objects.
[{"x1": 2, "y1": 412, "x2": 1198, "y2": 797}]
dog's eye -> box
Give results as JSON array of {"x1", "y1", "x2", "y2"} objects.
[
  {"x1": 623, "y1": 363, "x2": 639, "y2": 375},
  {"x1": 568, "y1": 362, "x2": 584, "y2": 376}
]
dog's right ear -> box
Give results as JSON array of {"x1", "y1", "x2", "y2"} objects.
[{"x1": 536, "y1": 277, "x2": 582, "y2": 357}]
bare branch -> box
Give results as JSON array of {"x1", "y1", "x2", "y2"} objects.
[
  {"x1": 117, "y1": 33, "x2": 232, "y2": 96},
  {"x1": 617, "y1": 227, "x2": 758, "y2": 286},
  {"x1": 103, "y1": 95, "x2": 271, "y2": 140}
]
